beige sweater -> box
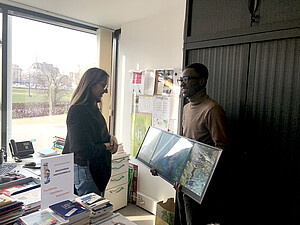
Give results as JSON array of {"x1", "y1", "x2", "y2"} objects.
[{"x1": 182, "y1": 89, "x2": 229, "y2": 150}]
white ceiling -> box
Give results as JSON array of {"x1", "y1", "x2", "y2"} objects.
[{"x1": 1, "y1": 0, "x2": 186, "y2": 30}]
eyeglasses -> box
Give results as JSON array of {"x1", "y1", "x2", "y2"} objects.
[
  {"x1": 97, "y1": 82, "x2": 108, "y2": 90},
  {"x1": 177, "y1": 77, "x2": 200, "y2": 83}
]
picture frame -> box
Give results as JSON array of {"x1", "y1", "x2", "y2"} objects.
[{"x1": 136, "y1": 126, "x2": 222, "y2": 204}]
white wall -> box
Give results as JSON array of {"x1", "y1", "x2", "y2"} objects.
[{"x1": 115, "y1": 2, "x2": 186, "y2": 205}]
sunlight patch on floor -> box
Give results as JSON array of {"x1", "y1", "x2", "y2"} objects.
[{"x1": 125, "y1": 215, "x2": 155, "y2": 221}]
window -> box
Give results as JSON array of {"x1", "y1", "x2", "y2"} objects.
[
  {"x1": 9, "y1": 16, "x2": 97, "y2": 150},
  {"x1": 0, "y1": 12, "x2": 2, "y2": 151}
]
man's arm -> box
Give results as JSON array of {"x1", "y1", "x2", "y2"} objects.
[{"x1": 207, "y1": 105, "x2": 230, "y2": 150}]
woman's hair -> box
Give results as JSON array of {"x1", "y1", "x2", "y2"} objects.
[{"x1": 70, "y1": 67, "x2": 109, "y2": 106}]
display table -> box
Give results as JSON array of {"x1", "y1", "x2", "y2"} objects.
[
  {"x1": 3, "y1": 152, "x2": 130, "y2": 211},
  {"x1": 4, "y1": 155, "x2": 41, "y2": 179}
]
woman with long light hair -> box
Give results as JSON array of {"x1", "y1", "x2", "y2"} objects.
[{"x1": 63, "y1": 67, "x2": 118, "y2": 196}]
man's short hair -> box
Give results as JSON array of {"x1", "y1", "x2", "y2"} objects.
[{"x1": 186, "y1": 63, "x2": 208, "y2": 80}]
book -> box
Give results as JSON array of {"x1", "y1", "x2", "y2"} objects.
[
  {"x1": 75, "y1": 192, "x2": 104, "y2": 206},
  {"x1": 54, "y1": 136, "x2": 65, "y2": 142},
  {"x1": 90, "y1": 203, "x2": 113, "y2": 217},
  {"x1": 0, "y1": 194, "x2": 13, "y2": 206},
  {"x1": 0, "y1": 200, "x2": 18, "y2": 210},
  {"x1": 22, "y1": 205, "x2": 40, "y2": 215},
  {"x1": 0, "y1": 181, "x2": 39, "y2": 196},
  {"x1": 11, "y1": 187, "x2": 41, "y2": 210},
  {"x1": 0, "y1": 208, "x2": 23, "y2": 225},
  {"x1": 77, "y1": 198, "x2": 110, "y2": 211},
  {"x1": 49, "y1": 200, "x2": 89, "y2": 222},
  {"x1": 0, "y1": 201, "x2": 23, "y2": 215},
  {"x1": 53, "y1": 143, "x2": 63, "y2": 149},
  {"x1": 19, "y1": 209, "x2": 67, "y2": 225},
  {"x1": 36, "y1": 149, "x2": 59, "y2": 157},
  {"x1": 52, "y1": 136, "x2": 65, "y2": 153},
  {"x1": 0, "y1": 185, "x2": 23, "y2": 196},
  {"x1": 75, "y1": 193, "x2": 110, "y2": 211},
  {"x1": 128, "y1": 163, "x2": 138, "y2": 204}
]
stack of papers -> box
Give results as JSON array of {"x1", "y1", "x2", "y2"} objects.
[
  {"x1": 0, "y1": 194, "x2": 24, "y2": 225},
  {"x1": 36, "y1": 149, "x2": 59, "y2": 157},
  {"x1": 75, "y1": 192, "x2": 113, "y2": 225},
  {"x1": 11, "y1": 187, "x2": 41, "y2": 215}
]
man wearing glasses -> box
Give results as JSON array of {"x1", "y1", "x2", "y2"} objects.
[{"x1": 174, "y1": 63, "x2": 229, "y2": 225}]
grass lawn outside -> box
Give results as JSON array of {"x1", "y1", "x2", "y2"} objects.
[{"x1": 12, "y1": 87, "x2": 73, "y2": 103}]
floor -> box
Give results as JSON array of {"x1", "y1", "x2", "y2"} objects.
[{"x1": 117, "y1": 203, "x2": 155, "y2": 225}]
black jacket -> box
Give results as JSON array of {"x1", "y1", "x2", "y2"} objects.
[{"x1": 63, "y1": 104, "x2": 111, "y2": 191}]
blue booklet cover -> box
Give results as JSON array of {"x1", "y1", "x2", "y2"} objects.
[{"x1": 49, "y1": 200, "x2": 88, "y2": 220}]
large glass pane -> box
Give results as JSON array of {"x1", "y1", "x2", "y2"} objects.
[
  {"x1": 0, "y1": 12, "x2": 2, "y2": 152},
  {"x1": 10, "y1": 16, "x2": 97, "y2": 150}
]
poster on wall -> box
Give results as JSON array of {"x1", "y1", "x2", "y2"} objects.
[
  {"x1": 130, "y1": 69, "x2": 155, "y2": 96},
  {"x1": 40, "y1": 153, "x2": 74, "y2": 210},
  {"x1": 130, "y1": 70, "x2": 144, "y2": 95},
  {"x1": 154, "y1": 69, "x2": 176, "y2": 95},
  {"x1": 163, "y1": 69, "x2": 174, "y2": 94},
  {"x1": 136, "y1": 126, "x2": 222, "y2": 204},
  {"x1": 130, "y1": 113, "x2": 152, "y2": 156}
]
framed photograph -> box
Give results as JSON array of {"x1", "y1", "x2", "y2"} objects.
[{"x1": 136, "y1": 126, "x2": 222, "y2": 204}]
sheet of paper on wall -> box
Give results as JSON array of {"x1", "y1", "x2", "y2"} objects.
[
  {"x1": 169, "y1": 94, "x2": 180, "y2": 119},
  {"x1": 152, "y1": 96, "x2": 170, "y2": 131},
  {"x1": 172, "y1": 68, "x2": 182, "y2": 95},
  {"x1": 143, "y1": 69, "x2": 155, "y2": 95},
  {"x1": 155, "y1": 69, "x2": 165, "y2": 95},
  {"x1": 131, "y1": 95, "x2": 154, "y2": 114},
  {"x1": 138, "y1": 96, "x2": 154, "y2": 113},
  {"x1": 130, "y1": 70, "x2": 144, "y2": 95},
  {"x1": 167, "y1": 93, "x2": 180, "y2": 133},
  {"x1": 131, "y1": 94, "x2": 138, "y2": 114}
]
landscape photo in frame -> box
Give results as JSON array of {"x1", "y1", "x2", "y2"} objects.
[
  {"x1": 136, "y1": 126, "x2": 222, "y2": 204},
  {"x1": 149, "y1": 133, "x2": 192, "y2": 184}
]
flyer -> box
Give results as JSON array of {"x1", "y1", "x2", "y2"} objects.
[{"x1": 40, "y1": 153, "x2": 74, "y2": 210}]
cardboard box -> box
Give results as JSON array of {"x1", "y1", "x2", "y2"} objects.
[{"x1": 155, "y1": 198, "x2": 175, "y2": 225}]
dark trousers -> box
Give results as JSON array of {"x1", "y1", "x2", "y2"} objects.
[
  {"x1": 174, "y1": 192, "x2": 205, "y2": 225},
  {"x1": 174, "y1": 153, "x2": 233, "y2": 225},
  {"x1": 174, "y1": 191, "x2": 226, "y2": 225}
]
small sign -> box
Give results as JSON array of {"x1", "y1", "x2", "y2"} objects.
[{"x1": 41, "y1": 153, "x2": 74, "y2": 210}]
